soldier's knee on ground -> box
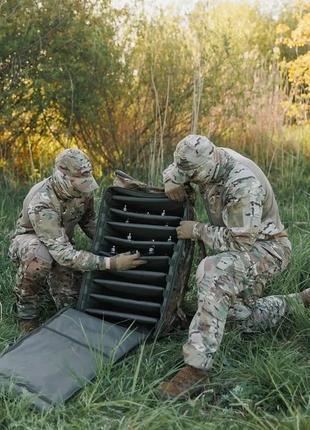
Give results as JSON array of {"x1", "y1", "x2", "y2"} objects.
[
  {"x1": 14, "y1": 238, "x2": 53, "y2": 287},
  {"x1": 48, "y1": 265, "x2": 82, "y2": 310},
  {"x1": 14, "y1": 255, "x2": 53, "y2": 320}
]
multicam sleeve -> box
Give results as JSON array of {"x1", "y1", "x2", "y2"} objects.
[
  {"x1": 163, "y1": 162, "x2": 188, "y2": 185},
  {"x1": 28, "y1": 205, "x2": 106, "y2": 271},
  {"x1": 193, "y1": 179, "x2": 265, "y2": 252},
  {"x1": 79, "y1": 196, "x2": 97, "y2": 240}
]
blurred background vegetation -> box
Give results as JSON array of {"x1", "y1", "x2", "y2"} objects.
[{"x1": 0, "y1": 0, "x2": 309, "y2": 185}]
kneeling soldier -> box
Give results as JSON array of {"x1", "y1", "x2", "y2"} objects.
[
  {"x1": 159, "y1": 134, "x2": 310, "y2": 398},
  {"x1": 9, "y1": 149, "x2": 144, "y2": 332}
]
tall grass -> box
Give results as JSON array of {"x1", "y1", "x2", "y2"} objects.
[{"x1": 144, "y1": 61, "x2": 310, "y2": 191}]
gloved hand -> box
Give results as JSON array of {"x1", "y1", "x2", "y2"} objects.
[
  {"x1": 176, "y1": 221, "x2": 198, "y2": 239},
  {"x1": 110, "y1": 251, "x2": 146, "y2": 271},
  {"x1": 164, "y1": 181, "x2": 186, "y2": 201}
]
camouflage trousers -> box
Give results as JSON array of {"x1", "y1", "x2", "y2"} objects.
[
  {"x1": 9, "y1": 234, "x2": 82, "y2": 320},
  {"x1": 183, "y1": 237, "x2": 298, "y2": 370}
]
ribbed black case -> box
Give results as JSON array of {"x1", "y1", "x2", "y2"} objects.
[{"x1": 78, "y1": 186, "x2": 194, "y2": 337}]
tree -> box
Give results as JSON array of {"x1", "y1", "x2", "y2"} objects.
[
  {"x1": 277, "y1": 1, "x2": 310, "y2": 124},
  {"x1": 0, "y1": 0, "x2": 126, "y2": 179}
]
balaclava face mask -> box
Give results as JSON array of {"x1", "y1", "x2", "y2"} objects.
[
  {"x1": 171, "y1": 135, "x2": 222, "y2": 186},
  {"x1": 52, "y1": 149, "x2": 98, "y2": 200}
]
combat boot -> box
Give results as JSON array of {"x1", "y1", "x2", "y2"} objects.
[
  {"x1": 300, "y1": 288, "x2": 310, "y2": 308},
  {"x1": 20, "y1": 319, "x2": 40, "y2": 333},
  {"x1": 158, "y1": 365, "x2": 209, "y2": 399}
]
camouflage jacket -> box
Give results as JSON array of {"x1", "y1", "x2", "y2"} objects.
[
  {"x1": 12, "y1": 177, "x2": 101, "y2": 271},
  {"x1": 164, "y1": 147, "x2": 286, "y2": 252}
]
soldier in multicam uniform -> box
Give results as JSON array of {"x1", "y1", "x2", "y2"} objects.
[
  {"x1": 159, "y1": 134, "x2": 310, "y2": 398},
  {"x1": 9, "y1": 149, "x2": 144, "y2": 332}
]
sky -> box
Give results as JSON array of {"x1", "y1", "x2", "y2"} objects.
[
  {"x1": 111, "y1": 0, "x2": 291, "y2": 17},
  {"x1": 112, "y1": 0, "x2": 199, "y2": 15}
]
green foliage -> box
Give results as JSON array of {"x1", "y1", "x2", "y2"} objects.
[
  {"x1": 189, "y1": 1, "x2": 277, "y2": 120},
  {"x1": 0, "y1": 0, "x2": 127, "y2": 176},
  {"x1": 277, "y1": 1, "x2": 310, "y2": 124},
  {"x1": 1, "y1": 0, "x2": 309, "y2": 182}
]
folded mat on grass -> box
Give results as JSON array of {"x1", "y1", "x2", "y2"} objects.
[{"x1": 0, "y1": 308, "x2": 147, "y2": 410}]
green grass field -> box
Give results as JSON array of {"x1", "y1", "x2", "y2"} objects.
[{"x1": 0, "y1": 165, "x2": 309, "y2": 430}]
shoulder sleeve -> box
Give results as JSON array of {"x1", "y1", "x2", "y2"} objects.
[
  {"x1": 194, "y1": 177, "x2": 265, "y2": 252},
  {"x1": 28, "y1": 203, "x2": 101, "y2": 272},
  {"x1": 163, "y1": 162, "x2": 188, "y2": 185}
]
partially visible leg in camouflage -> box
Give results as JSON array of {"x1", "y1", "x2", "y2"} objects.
[
  {"x1": 183, "y1": 239, "x2": 291, "y2": 371},
  {"x1": 183, "y1": 251, "x2": 256, "y2": 370},
  {"x1": 228, "y1": 292, "x2": 302, "y2": 333},
  {"x1": 9, "y1": 234, "x2": 53, "y2": 320},
  {"x1": 48, "y1": 264, "x2": 82, "y2": 310}
]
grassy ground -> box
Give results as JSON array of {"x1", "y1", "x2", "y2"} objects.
[{"x1": 0, "y1": 162, "x2": 309, "y2": 430}]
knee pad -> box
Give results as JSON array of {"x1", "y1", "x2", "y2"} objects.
[{"x1": 22, "y1": 257, "x2": 52, "y2": 281}]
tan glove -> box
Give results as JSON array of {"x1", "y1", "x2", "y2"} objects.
[
  {"x1": 164, "y1": 181, "x2": 186, "y2": 202},
  {"x1": 110, "y1": 252, "x2": 146, "y2": 271},
  {"x1": 176, "y1": 221, "x2": 198, "y2": 239}
]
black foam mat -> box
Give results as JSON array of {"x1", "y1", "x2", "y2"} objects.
[
  {"x1": 0, "y1": 309, "x2": 147, "y2": 409},
  {"x1": 110, "y1": 208, "x2": 181, "y2": 226},
  {"x1": 103, "y1": 236, "x2": 175, "y2": 254},
  {"x1": 107, "y1": 222, "x2": 177, "y2": 241},
  {"x1": 90, "y1": 294, "x2": 161, "y2": 315},
  {"x1": 79, "y1": 186, "x2": 190, "y2": 334},
  {"x1": 111, "y1": 195, "x2": 182, "y2": 214},
  {"x1": 91, "y1": 279, "x2": 164, "y2": 299},
  {"x1": 96, "y1": 253, "x2": 170, "y2": 272}
]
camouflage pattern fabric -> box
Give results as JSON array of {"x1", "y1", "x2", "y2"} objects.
[
  {"x1": 9, "y1": 234, "x2": 53, "y2": 319},
  {"x1": 183, "y1": 237, "x2": 294, "y2": 370},
  {"x1": 9, "y1": 234, "x2": 82, "y2": 319},
  {"x1": 163, "y1": 135, "x2": 296, "y2": 371},
  {"x1": 163, "y1": 135, "x2": 286, "y2": 250},
  {"x1": 9, "y1": 149, "x2": 105, "y2": 320},
  {"x1": 47, "y1": 264, "x2": 82, "y2": 311}
]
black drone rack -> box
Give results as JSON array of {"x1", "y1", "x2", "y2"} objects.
[{"x1": 78, "y1": 186, "x2": 194, "y2": 337}]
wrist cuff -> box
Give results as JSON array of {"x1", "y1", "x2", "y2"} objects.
[
  {"x1": 192, "y1": 222, "x2": 202, "y2": 240},
  {"x1": 96, "y1": 255, "x2": 109, "y2": 271}
]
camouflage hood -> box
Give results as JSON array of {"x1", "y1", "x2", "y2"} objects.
[
  {"x1": 52, "y1": 149, "x2": 98, "y2": 200},
  {"x1": 164, "y1": 135, "x2": 228, "y2": 186}
]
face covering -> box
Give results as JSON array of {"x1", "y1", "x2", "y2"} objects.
[{"x1": 51, "y1": 168, "x2": 83, "y2": 200}]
